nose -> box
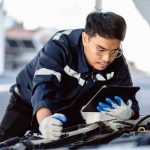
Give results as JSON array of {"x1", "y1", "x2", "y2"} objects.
[{"x1": 101, "y1": 53, "x2": 111, "y2": 62}]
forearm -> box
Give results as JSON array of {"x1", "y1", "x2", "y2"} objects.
[{"x1": 36, "y1": 108, "x2": 53, "y2": 124}]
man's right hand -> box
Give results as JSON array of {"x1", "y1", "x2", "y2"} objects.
[{"x1": 39, "y1": 113, "x2": 67, "y2": 141}]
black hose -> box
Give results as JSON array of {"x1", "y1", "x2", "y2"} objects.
[{"x1": 131, "y1": 114, "x2": 150, "y2": 131}]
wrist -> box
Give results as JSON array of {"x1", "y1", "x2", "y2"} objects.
[
  {"x1": 131, "y1": 109, "x2": 136, "y2": 119},
  {"x1": 36, "y1": 108, "x2": 52, "y2": 124}
]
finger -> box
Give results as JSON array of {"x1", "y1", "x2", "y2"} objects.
[
  {"x1": 52, "y1": 131, "x2": 62, "y2": 137},
  {"x1": 98, "y1": 102, "x2": 113, "y2": 111},
  {"x1": 43, "y1": 126, "x2": 62, "y2": 138},
  {"x1": 52, "y1": 125, "x2": 63, "y2": 132},
  {"x1": 98, "y1": 102, "x2": 111, "y2": 108},
  {"x1": 52, "y1": 113, "x2": 67, "y2": 123},
  {"x1": 110, "y1": 103, "x2": 119, "y2": 110},
  {"x1": 127, "y1": 99, "x2": 132, "y2": 107},
  {"x1": 50, "y1": 118, "x2": 63, "y2": 126},
  {"x1": 105, "y1": 97, "x2": 119, "y2": 109},
  {"x1": 97, "y1": 106, "x2": 110, "y2": 112},
  {"x1": 105, "y1": 97, "x2": 116, "y2": 106},
  {"x1": 114, "y1": 96, "x2": 124, "y2": 106}
]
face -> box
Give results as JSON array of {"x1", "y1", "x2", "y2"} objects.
[{"x1": 82, "y1": 32, "x2": 121, "y2": 70}]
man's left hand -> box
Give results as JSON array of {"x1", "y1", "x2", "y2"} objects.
[{"x1": 97, "y1": 96, "x2": 132, "y2": 121}]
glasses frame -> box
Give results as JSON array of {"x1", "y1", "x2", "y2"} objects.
[{"x1": 88, "y1": 36, "x2": 123, "y2": 59}]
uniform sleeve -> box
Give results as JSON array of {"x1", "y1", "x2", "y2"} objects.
[
  {"x1": 108, "y1": 56, "x2": 140, "y2": 119},
  {"x1": 31, "y1": 39, "x2": 68, "y2": 116}
]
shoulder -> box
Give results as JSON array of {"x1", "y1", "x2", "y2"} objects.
[
  {"x1": 51, "y1": 29, "x2": 84, "y2": 46},
  {"x1": 46, "y1": 29, "x2": 84, "y2": 59},
  {"x1": 38, "y1": 29, "x2": 84, "y2": 68}
]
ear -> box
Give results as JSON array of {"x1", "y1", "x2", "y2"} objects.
[{"x1": 82, "y1": 32, "x2": 89, "y2": 46}]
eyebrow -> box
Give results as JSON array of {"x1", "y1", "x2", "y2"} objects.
[
  {"x1": 96, "y1": 44, "x2": 106, "y2": 50},
  {"x1": 96, "y1": 44, "x2": 120, "y2": 51}
]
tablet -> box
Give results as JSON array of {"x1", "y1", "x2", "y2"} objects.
[{"x1": 81, "y1": 85, "x2": 140, "y2": 112}]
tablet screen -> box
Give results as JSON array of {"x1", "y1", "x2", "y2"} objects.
[{"x1": 81, "y1": 85, "x2": 140, "y2": 112}]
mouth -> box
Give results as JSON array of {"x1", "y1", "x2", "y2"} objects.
[
  {"x1": 96, "y1": 62, "x2": 109, "y2": 69},
  {"x1": 97, "y1": 62, "x2": 108, "y2": 66}
]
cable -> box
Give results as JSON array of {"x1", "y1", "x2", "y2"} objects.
[
  {"x1": 115, "y1": 120, "x2": 135, "y2": 127},
  {"x1": 131, "y1": 115, "x2": 150, "y2": 131}
]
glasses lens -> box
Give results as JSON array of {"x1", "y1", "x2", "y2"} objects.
[{"x1": 115, "y1": 49, "x2": 122, "y2": 58}]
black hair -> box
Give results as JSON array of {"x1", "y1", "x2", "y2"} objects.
[{"x1": 85, "y1": 11, "x2": 127, "y2": 41}]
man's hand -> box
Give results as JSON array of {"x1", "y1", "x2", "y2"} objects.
[
  {"x1": 39, "y1": 113, "x2": 67, "y2": 141},
  {"x1": 97, "y1": 96, "x2": 132, "y2": 121}
]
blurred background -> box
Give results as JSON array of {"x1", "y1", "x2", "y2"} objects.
[{"x1": 0, "y1": 0, "x2": 150, "y2": 122}]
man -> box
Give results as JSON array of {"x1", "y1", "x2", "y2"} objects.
[{"x1": 0, "y1": 11, "x2": 139, "y2": 142}]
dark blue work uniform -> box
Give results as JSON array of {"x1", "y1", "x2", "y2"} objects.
[{"x1": 0, "y1": 29, "x2": 139, "y2": 140}]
